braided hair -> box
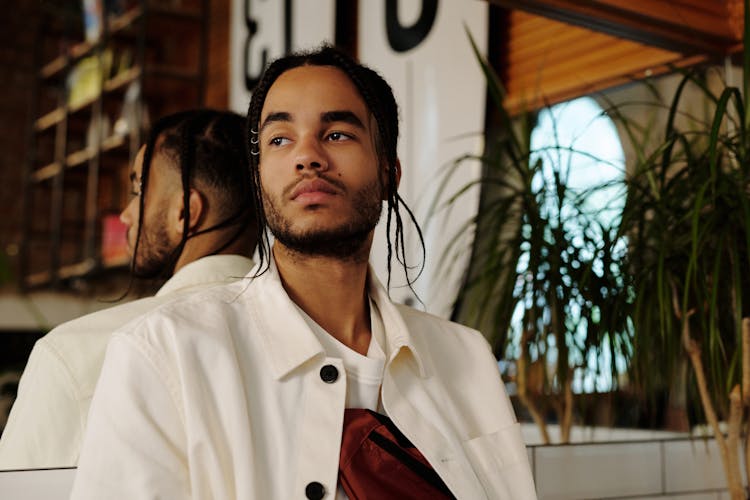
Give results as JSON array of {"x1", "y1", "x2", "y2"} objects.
[
  {"x1": 132, "y1": 109, "x2": 256, "y2": 280},
  {"x1": 246, "y1": 45, "x2": 425, "y2": 291}
]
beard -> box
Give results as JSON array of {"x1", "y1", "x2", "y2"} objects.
[
  {"x1": 263, "y1": 175, "x2": 383, "y2": 260},
  {"x1": 132, "y1": 214, "x2": 175, "y2": 279}
]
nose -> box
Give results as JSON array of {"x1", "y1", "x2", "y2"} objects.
[
  {"x1": 120, "y1": 196, "x2": 138, "y2": 227},
  {"x1": 295, "y1": 136, "x2": 328, "y2": 173}
]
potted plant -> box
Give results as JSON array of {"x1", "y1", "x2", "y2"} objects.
[
  {"x1": 614, "y1": 1, "x2": 750, "y2": 496},
  {"x1": 432, "y1": 33, "x2": 633, "y2": 444}
]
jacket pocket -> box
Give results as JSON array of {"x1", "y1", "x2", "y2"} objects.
[{"x1": 462, "y1": 423, "x2": 537, "y2": 500}]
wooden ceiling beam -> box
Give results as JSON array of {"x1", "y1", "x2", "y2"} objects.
[{"x1": 486, "y1": 0, "x2": 742, "y2": 55}]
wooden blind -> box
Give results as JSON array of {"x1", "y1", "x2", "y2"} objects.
[
  {"x1": 493, "y1": 0, "x2": 743, "y2": 113},
  {"x1": 501, "y1": 10, "x2": 703, "y2": 113}
]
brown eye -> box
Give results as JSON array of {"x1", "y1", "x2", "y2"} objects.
[
  {"x1": 327, "y1": 131, "x2": 352, "y2": 142},
  {"x1": 270, "y1": 137, "x2": 291, "y2": 146}
]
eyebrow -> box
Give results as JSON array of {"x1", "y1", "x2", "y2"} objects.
[
  {"x1": 258, "y1": 110, "x2": 365, "y2": 135},
  {"x1": 259, "y1": 111, "x2": 292, "y2": 135},
  {"x1": 321, "y1": 110, "x2": 365, "y2": 129}
]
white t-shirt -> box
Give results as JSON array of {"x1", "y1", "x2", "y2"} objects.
[{"x1": 294, "y1": 298, "x2": 386, "y2": 411}]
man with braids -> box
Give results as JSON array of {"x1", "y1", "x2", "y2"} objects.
[
  {"x1": 0, "y1": 109, "x2": 257, "y2": 470},
  {"x1": 72, "y1": 47, "x2": 536, "y2": 499}
]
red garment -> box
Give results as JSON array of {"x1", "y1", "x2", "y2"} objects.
[{"x1": 338, "y1": 409, "x2": 455, "y2": 500}]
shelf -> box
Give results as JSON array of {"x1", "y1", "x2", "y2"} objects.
[
  {"x1": 109, "y1": 5, "x2": 144, "y2": 33},
  {"x1": 22, "y1": 0, "x2": 208, "y2": 291},
  {"x1": 64, "y1": 134, "x2": 128, "y2": 168},
  {"x1": 34, "y1": 67, "x2": 142, "y2": 133},
  {"x1": 100, "y1": 134, "x2": 128, "y2": 153},
  {"x1": 23, "y1": 270, "x2": 52, "y2": 289},
  {"x1": 59, "y1": 260, "x2": 96, "y2": 280},
  {"x1": 38, "y1": 4, "x2": 202, "y2": 81},
  {"x1": 31, "y1": 162, "x2": 62, "y2": 183},
  {"x1": 24, "y1": 260, "x2": 97, "y2": 288},
  {"x1": 34, "y1": 108, "x2": 65, "y2": 132},
  {"x1": 30, "y1": 135, "x2": 129, "y2": 182},
  {"x1": 39, "y1": 6, "x2": 144, "y2": 80},
  {"x1": 104, "y1": 66, "x2": 142, "y2": 91}
]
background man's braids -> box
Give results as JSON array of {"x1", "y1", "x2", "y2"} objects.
[{"x1": 133, "y1": 109, "x2": 256, "y2": 281}]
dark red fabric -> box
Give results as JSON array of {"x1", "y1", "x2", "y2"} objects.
[{"x1": 338, "y1": 408, "x2": 455, "y2": 500}]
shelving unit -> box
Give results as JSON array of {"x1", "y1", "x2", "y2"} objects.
[{"x1": 20, "y1": 0, "x2": 208, "y2": 289}]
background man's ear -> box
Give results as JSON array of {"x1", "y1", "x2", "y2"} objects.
[{"x1": 175, "y1": 188, "x2": 205, "y2": 235}]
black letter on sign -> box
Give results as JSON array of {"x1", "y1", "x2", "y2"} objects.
[
  {"x1": 244, "y1": 0, "x2": 267, "y2": 91},
  {"x1": 386, "y1": 0, "x2": 438, "y2": 53}
]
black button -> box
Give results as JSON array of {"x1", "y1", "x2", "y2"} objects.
[
  {"x1": 305, "y1": 481, "x2": 325, "y2": 499},
  {"x1": 320, "y1": 364, "x2": 339, "y2": 383}
]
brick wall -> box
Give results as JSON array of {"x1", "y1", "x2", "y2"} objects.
[{"x1": 0, "y1": 0, "x2": 37, "y2": 284}]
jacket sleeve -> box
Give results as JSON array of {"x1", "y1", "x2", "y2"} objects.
[
  {"x1": 0, "y1": 339, "x2": 82, "y2": 469},
  {"x1": 70, "y1": 332, "x2": 190, "y2": 500}
]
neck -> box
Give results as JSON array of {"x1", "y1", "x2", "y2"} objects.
[
  {"x1": 173, "y1": 223, "x2": 255, "y2": 273},
  {"x1": 273, "y1": 241, "x2": 372, "y2": 355}
]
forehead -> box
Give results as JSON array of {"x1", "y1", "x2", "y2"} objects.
[
  {"x1": 133, "y1": 137, "x2": 175, "y2": 177},
  {"x1": 260, "y1": 65, "x2": 369, "y2": 122},
  {"x1": 132, "y1": 146, "x2": 146, "y2": 177}
]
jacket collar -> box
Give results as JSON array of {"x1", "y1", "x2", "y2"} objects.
[
  {"x1": 247, "y1": 258, "x2": 429, "y2": 380},
  {"x1": 156, "y1": 255, "x2": 255, "y2": 297},
  {"x1": 366, "y1": 272, "x2": 430, "y2": 379}
]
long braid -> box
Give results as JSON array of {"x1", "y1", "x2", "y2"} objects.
[{"x1": 327, "y1": 51, "x2": 426, "y2": 291}]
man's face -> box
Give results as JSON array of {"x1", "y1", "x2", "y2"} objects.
[
  {"x1": 257, "y1": 65, "x2": 386, "y2": 259},
  {"x1": 120, "y1": 145, "x2": 180, "y2": 277}
]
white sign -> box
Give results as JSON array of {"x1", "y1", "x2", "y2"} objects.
[
  {"x1": 229, "y1": 0, "x2": 337, "y2": 113},
  {"x1": 359, "y1": 0, "x2": 487, "y2": 317}
]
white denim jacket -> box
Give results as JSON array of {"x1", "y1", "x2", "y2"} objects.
[
  {"x1": 71, "y1": 259, "x2": 536, "y2": 499},
  {"x1": 0, "y1": 255, "x2": 255, "y2": 470}
]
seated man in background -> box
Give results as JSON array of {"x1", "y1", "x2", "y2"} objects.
[
  {"x1": 0, "y1": 109, "x2": 257, "y2": 469},
  {"x1": 71, "y1": 48, "x2": 536, "y2": 499}
]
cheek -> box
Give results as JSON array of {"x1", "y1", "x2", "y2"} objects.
[{"x1": 258, "y1": 164, "x2": 283, "y2": 196}]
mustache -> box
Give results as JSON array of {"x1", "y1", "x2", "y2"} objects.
[{"x1": 282, "y1": 173, "x2": 347, "y2": 199}]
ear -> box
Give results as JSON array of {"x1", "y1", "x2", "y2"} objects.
[
  {"x1": 174, "y1": 188, "x2": 205, "y2": 235},
  {"x1": 382, "y1": 159, "x2": 402, "y2": 199}
]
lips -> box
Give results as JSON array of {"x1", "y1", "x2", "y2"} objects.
[{"x1": 290, "y1": 178, "x2": 340, "y2": 200}]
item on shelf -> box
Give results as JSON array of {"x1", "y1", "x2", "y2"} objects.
[
  {"x1": 114, "y1": 48, "x2": 133, "y2": 77},
  {"x1": 86, "y1": 114, "x2": 112, "y2": 152},
  {"x1": 100, "y1": 213, "x2": 129, "y2": 267},
  {"x1": 82, "y1": 0, "x2": 103, "y2": 42},
  {"x1": 67, "y1": 49, "x2": 113, "y2": 109},
  {"x1": 113, "y1": 80, "x2": 149, "y2": 137}
]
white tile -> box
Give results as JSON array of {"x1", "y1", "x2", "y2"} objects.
[
  {"x1": 0, "y1": 468, "x2": 75, "y2": 500},
  {"x1": 534, "y1": 442, "x2": 661, "y2": 499},
  {"x1": 636, "y1": 494, "x2": 720, "y2": 500},
  {"x1": 664, "y1": 439, "x2": 731, "y2": 492}
]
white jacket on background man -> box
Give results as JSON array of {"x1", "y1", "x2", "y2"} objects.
[{"x1": 0, "y1": 255, "x2": 255, "y2": 470}]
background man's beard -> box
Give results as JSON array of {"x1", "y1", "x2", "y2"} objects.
[
  {"x1": 133, "y1": 223, "x2": 175, "y2": 278},
  {"x1": 263, "y1": 178, "x2": 383, "y2": 260}
]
